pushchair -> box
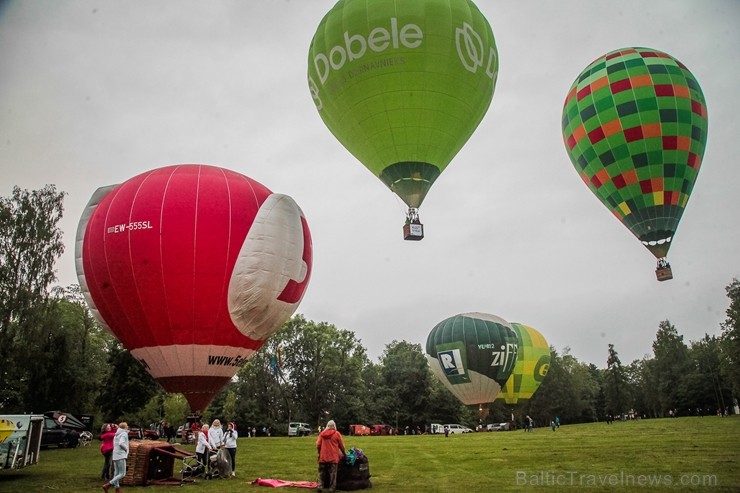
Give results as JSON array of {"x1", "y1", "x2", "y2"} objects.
[
  {"x1": 207, "y1": 448, "x2": 232, "y2": 479},
  {"x1": 182, "y1": 448, "x2": 231, "y2": 481}
]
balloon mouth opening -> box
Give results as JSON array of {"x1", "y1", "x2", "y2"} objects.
[{"x1": 379, "y1": 161, "x2": 441, "y2": 208}]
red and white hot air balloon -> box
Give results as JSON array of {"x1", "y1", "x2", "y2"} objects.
[{"x1": 75, "y1": 164, "x2": 312, "y2": 411}]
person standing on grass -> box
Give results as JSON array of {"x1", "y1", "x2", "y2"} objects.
[
  {"x1": 103, "y1": 422, "x2": 129, "y2": 493},
  {"x1": 100, "y1": 423, "x2": 116, "y2": 480},
  {"x1": 208, "y1": 419, "x2": 225, "y2": 450},
  {"x1": 196, "y1": 424, "x2": 212, "y2": 472},
  {"x1": 316, "y1": 420, "x2": 346, "y2": 493},
  {"x1": 224, "y1": 422, "x2": 238, "y2": 477}
]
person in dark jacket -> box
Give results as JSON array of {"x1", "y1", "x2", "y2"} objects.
[{"x1": 316, "y1": 420, "x2": 346, "y2": 493}]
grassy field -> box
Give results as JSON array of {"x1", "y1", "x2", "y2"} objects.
[{"x1": 1, "y1": 416, "x2": 738, "y2": 492}]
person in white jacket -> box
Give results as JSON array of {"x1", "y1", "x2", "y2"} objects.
[
  {"x1": 196, "y1": 424, "x2": 212, "y2": 471},
  {"x1": 103, "y1": 422, "x2": 129, "y2": 493},
  {"x1": 208, "y1": 419, "x2": 224, "y2": 450}
]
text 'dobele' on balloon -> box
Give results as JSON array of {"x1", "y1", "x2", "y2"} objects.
[
  {"x1": 499, "y1": 323, "x2": 550, "y2": 406},
  {"x1": 425, "y1": 312, "x2": 518, "y2": 406},
  {"x1": 75, "y1": 164, "x2": 313, "y2": 412},
  {"x1": 561, "y1": 47, "x2": 708, "y2": 281},
  {"x1": 308, "y1": 0, "x2": 498, "y2": 238}
]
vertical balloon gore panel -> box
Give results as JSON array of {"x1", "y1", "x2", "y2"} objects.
[{"x1": 76, "y1": 164, "x2": 313, "y2": 411}]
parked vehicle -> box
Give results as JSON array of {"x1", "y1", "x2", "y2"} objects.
[
  {"x1": 41, "y1": 412, "x2": 87, "y2": 449},
  {"x1": 349, "y1": 424, "x2": 371, "y2": 436},
  {"x1": 370, "y1": 424, "x2": 394, "y2": 436},
  {"x1": 487, "y1": 422, "x2": 512, "y2": 431},
  {"x1": 430, "y1": 423, "x2": 444, "y2": 434},
  {"x1": 288, "y1": 422, "x2": 311, "y2": 437},
  {"x1": 128, "y1": 425, "x2": 159, "y2": 440},
  {"x1": 443, "y1": 424, "x2": 474, "y2": 434}
]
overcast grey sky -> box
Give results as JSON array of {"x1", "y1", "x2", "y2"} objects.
[{"x1": 1, "y1": 0, "x2": 738, "y2": 367}]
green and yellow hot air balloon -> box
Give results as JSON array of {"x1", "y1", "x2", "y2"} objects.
[
  {"x1": 499, "y1": 323, "x2": 550, "y2": 405},
  {"x1": 308, "y1": 0, "x2": 498, "y2": 239},
  {"x1": 425, "y1": 312, "x2": 518, "y2": 406},
  {"x1": 561, "y1": 48, "x2": 708, "y2": 280}
]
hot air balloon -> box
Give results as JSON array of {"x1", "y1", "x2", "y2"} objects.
[
  {"x1": 75, "y1": 164, "x2": 313, "y2": 412},
  {"x1": 499, "y1": 323, "x2": 550, "y2": 405},
  {"x1": 425, "y1": 312, "x2": 518, "y2": 408},
  {"x1": 308, "y1": 0, "x2": 498, "y2": 240},
  {"x1": 562, "y1": 47, "x2": 708, "y2": 281}
]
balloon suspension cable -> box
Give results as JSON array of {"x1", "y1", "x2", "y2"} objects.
[{"x1": 655, "y1": 257, "x2": 673, "y2": 282}]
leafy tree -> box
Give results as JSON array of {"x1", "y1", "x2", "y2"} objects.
[
  {"x1": 0, "y1": 185, "x2": 66, "y2": 410},
  {"x1": 97, "y1": 344, "x2": 157, "y2": 421},
  {"x1": 249, "y1": 315, "x2": 368, "y2": 431},
  {"x1": 626, "y1": 357, "x2": 660, "y2": 417},
  {"x1": 378, "y1": 340, "x2": 433, "y2": 429},
  {"x1": 529, "y1": 347, "x2": 598, "y2": 425},
  {"x1": 720, "y1": 279, "x2": 740, "y2": 401},
  {"x1": 588, "y1": 363, "x2": 606, "y2": 420},
  {"x1": 162, "y1": 393, "x2": 190, "y2": 427},
  {"x1": 23, "y1": 294, "x2": 104, "y2": 413},
  {"x1": 689, "y1": 334, "x2": 731, "y2": 414},
  {"x1": 652, "y1": 320, "x2": 691, "y2": 414},
  {"x1": 603, "y1": 344, "x2": 631, "y2": 417},
  {"x1": 428, "y1": 375, "x2": 468, "y2": 425}
]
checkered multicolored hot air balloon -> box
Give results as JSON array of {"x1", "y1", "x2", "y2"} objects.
[
  {"x1": 499, "y1": 323, "x2": 550, "y2": 406},
  {"x1": 561, "y1": 48, "x2": 708, "y2": 281},
  {"x1": 75, "y1": 164, "x2": 312, "y2": 412},
  {"x1": 308, "y1": 0, "x2": 498, "y2": 239},
  {"x1": 425, "y1": 312, "x2": 518, "y2": 406}
]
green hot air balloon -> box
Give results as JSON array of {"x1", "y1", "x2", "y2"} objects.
[
  {"x1": 308, "y1": 0, "x2": 498, "y2": 239},
  {"x1": 561, "y1": 48, "x2": 708, "y2": 281},
  {"x1": 425, "y1": 312, "x2": 518, "y2": 406},
  {"x1": 499, "y1": 323, "x2": 550, "y2": 405}
]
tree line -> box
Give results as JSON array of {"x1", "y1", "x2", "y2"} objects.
[{"x1": 1, "y1": 186, "x2": 738, "y2": 434}]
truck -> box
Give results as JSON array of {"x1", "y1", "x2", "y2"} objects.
[{"x1": 0, "y1": 415, "x2": 43, "y2": 470}]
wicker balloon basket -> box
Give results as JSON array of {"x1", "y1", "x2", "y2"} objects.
[{"x1": 122, "y1": 440, "x2": 191, "y2": 486}]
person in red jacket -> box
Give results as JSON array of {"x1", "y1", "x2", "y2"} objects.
[
  {"x1": 99, "y1": 423, "x2": 117, "y2": 480},
  {"x1": 315, "y1": 420, "x2": 346, "y2": 493}
]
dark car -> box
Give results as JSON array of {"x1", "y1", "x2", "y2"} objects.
[
  {"x1": 128, "y1": 425, "x2": 159, "y2": 440},
  {"x1": 41, "y1": 416, "x2": 80, "y2": 448}
]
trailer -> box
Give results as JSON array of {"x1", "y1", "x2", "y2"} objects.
[{"x1": 0, "y1": 415, "x2": 43, "y2": 470}]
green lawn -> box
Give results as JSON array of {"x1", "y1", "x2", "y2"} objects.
[{"x1": 1, "y1": 416, "x2": 738, "y2": 492}]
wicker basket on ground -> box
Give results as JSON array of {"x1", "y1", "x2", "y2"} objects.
[{"x1": 122, "y1": 440, "x2": 191, "y2": 486}]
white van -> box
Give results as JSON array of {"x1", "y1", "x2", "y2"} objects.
[
  {"x1": 443, "y1": 423, "x2": 474, "y2": 434},
  {"x1": 288, "y1": 422, "x2": 311, "y2": 437}
]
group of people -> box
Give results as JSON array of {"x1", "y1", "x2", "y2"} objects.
[
  {"x1": 97, "y1": 416, "x2": 346, "y2": 493},
  {"x1": 195, "y1": 419, "x2": 239, "y2": 476},
  {"x1": 100, "y1": 422, "x2": 129, "y2": 493},
  {"x1": 98, "y1": 418, "x2": 239, "y2": 491}
]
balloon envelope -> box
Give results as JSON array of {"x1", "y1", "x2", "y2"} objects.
[
  {"x1": 499, "y1": 323, "x2": 550, "y2": 405},
  {"x1": 75, "y1": 164, "x2": 312, "y2": 411},
  {"x1": 561, "y1": 47, "x2": 707, "y2": 259},
  {"x1": 425, "y1": 312, "x2": 518, "y2": 406},
  {"x1": 308, "y1": 0, "x2": 498, "y2": 209}
]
